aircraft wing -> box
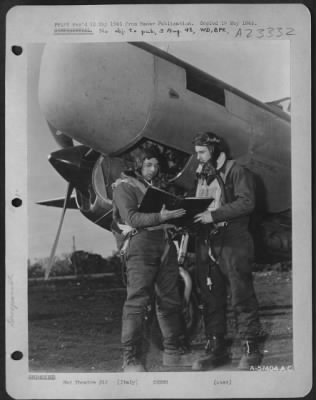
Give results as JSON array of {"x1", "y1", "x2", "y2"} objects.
[{"x1": 37, "y1": 196, "x2": 78, "y2": 209}]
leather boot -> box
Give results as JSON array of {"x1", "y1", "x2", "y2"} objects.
[
  {"x1": 122, "y1": 345, "x2": 146, "y2": 372},
  {"x1": 238, "y1": 340, "x2": 262, "y2": 370},
  {"x1": 192, "y1": 335, "x2": 230, "y2": 371},
  {"x1": 163, "y1": 346, "x2": 199, "y2": 367},
  {"x1": 159, "y1": 313, "x2": 198, "y2": 367}
]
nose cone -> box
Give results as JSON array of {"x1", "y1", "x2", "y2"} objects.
[{"x1": 49, "y1": 146, "x2": 91, "y2": 190}]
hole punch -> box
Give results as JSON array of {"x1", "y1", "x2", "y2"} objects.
[
  {"x1": 11, "y1": 351, "x2": 23, "y2": 361},
  {"x1": 11, "y1": 46, "x2": 23, "y2": 56},
  {"x1": 12, "y1": 198, "x2": 22, "y2": 207}
]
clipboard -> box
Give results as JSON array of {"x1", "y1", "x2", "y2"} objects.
[{"x1": 139, "y1": 186, "x2": 213, "y2": 226}]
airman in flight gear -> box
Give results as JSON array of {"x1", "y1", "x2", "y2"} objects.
[
  {"x1": 112, "y1": 145, "x2": 198, "y2": 372},
  {"x1": 191, "y1": 132, "x2": 263, "y2": 371}
]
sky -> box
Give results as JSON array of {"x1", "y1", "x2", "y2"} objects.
[{"x1": 27, "y1": 40, "x2": 290, "y2": 261}]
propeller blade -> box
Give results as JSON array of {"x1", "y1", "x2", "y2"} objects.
[
  {"x1": 44, "y1": 183, "x2": 74, "y2": 280},
  {"x1": 48, "y1": 146, "x2": 97, "y2": 193},
  {"x1": 37, "y1": 195, "x2": 77, "y2": 209}
]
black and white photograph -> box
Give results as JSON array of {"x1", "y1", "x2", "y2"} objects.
[{"x1": 5, "y1": 4, "x2": 312, "y2": 399}]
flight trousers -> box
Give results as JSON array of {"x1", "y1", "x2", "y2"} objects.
[
  {"x1": 121, "y1": 230, "x2": 184, "y2": 352},
  {"x1": 195, "y1": 225, "x2": 262, "y2": 340}
]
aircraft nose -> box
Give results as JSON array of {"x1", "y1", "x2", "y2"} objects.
[
  {"x1": 39, "y1": 43, "x2": 154, "y2": 155},
  {"x1": 48, "y1": 146, "x2": 92, "y2": 191}
]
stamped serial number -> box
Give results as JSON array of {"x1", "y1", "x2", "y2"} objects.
[{"x1": 235, "y1": 27, "x2": 295, "y2": 38}]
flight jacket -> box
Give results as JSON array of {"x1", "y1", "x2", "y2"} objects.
[
  {"x1": 210, "y1": 160, "x2": 255, "y2": 226},
  {"x1": 112, "y1": 171, "x2": 163, "y2": 229}
]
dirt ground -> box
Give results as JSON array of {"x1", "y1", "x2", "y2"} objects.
[{"x1": 28, "y1": 270, "x2": 292, "y2": 373}]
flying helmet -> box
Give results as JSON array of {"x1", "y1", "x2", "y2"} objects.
[
  {"x1": 133, "y1": 145, "x2": 163, "y2": 173},
  {"x1": 192, "y1": 131, "x2": 228, "y2": 164}
]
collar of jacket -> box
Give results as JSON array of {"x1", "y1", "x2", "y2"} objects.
[
  {"x1": 220, "y1": 159, "x2": 235, "y2": 183},
  {"x1": 112, "y1": 170, "x2": 149, "y2": 194},
  {"x1": 196, "y1": 159, "x2": 235, "y2": 186}
]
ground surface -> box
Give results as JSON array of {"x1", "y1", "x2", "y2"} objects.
[{"x1": 28, "y1": 270, "x2": 292, "y2": 372}]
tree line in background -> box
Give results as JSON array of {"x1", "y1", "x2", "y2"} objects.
[
  {"x1": 28, "y1": 249, "x2": 291, "y2": 280},
  {"x1": 28, "y1": 251, "x2": 122, "y2": 279}
]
